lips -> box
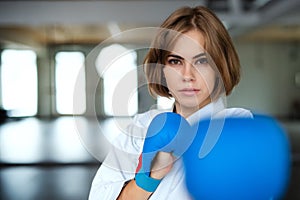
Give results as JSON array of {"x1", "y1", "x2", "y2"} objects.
[{"x1": 179, "y1": 88, "x2": 200, "y2": 96}]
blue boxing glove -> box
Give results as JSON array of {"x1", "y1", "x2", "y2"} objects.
[
  {"x1": 135, "y1": 112, "x2": 192, "y2": 192},
  {"x1": 183, "y1": 115, "x2": 291, "y2": 200}
]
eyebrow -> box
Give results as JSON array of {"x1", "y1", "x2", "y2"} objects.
[
  {"x1": 192, "y1": 53, "x2": 206, "y2": 59},
  {"x1": 167, "y1": 53, "x2": 206, "y2": 60}
]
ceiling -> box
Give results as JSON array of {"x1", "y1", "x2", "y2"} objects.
[{"x1": 0, "y1": 0, "x2": 299, "y2": 48}]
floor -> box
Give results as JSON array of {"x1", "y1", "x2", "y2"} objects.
[
  {"x1": 0, "y1": 116, "x2": 299, "y2": 200},
  {"x1": 0, "y1": 116, "x2": 120, "y2": 200}
]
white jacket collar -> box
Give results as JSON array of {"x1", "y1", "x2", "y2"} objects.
[{"x1": 186, "y1": 98, "x2": 226, "y2": 125}]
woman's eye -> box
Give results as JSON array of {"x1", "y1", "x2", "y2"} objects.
[
  {"x1": 195, "y1": 57, "x2": 208, "y2": 65},
  {"x1": 167, "y1": 59, "x2": 182, "y2": 65}
]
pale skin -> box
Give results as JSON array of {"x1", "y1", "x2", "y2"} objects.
[{"x1": 117, "y1": 29, "x2": 216, "y2": 200}]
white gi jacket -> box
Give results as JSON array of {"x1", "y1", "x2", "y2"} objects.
[{"x1": 89, "y1": 99, "x2": 253, "y2": 200}]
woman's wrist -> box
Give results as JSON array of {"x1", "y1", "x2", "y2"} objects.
[
  {"x1": 118, "y1": 179, "x2": 152, "y2": 200},
  {"x1": 135, "y1": 172, "x2": 162, "y2": 192}
]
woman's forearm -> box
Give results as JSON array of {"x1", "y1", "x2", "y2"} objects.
[{"x1": 117, "y1": 179, "x2": 152, "y2": 200}]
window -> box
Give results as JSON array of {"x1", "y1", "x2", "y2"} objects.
[
  {"x1": 55, "y1": 52, "x2": 86, "y2": 115},
  {"x1": 157, "y1": 96, "x2": 175, "y2": 110},
  {"x1": 97, "y1": 44, "x2": 138, "y2": 116},
  {"x1": 1, "y1": 49, "x2": 37, "y2": 117}
]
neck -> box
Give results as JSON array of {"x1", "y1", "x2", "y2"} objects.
[
  {"x1": 175, "y1": 106, "x2": 198, "y2": 118},
  {"x1": 175, "y1": 98, "x2": 211, "y2": 118}
]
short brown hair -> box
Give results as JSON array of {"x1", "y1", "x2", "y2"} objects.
[{"x1": 144, "y1": 6, "x2": 241, "y2": 99}]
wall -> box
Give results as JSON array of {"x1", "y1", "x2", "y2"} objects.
[
  {"x1": 1, "y1": 41, "x2": 299, "y2": 118},
  {"x1": 228, "y1": 41, "x2": 300, "y2": 118}
]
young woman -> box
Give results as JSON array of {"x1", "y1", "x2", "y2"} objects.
[{"x1": 89, "y1": 5, "x2": 252, "y2": 200}]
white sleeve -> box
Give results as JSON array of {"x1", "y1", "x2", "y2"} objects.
[
  {"x1": 215, "y1": 108, "x2": 253, "y2": 119},
  {"x1": 226, "y1": 108, "x2": 253, "y2": 118},
  {"x1": 88, "y1": 147, "x2": 137, "y2": 200},
  {"x1": 88, "y1": 114, "x2": 147, "y2": 200}
]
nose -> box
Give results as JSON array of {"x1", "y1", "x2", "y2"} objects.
[{"x1": 182, "y1": 62, "x2": 195, "y2": 82}]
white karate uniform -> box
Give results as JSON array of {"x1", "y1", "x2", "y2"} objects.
[{"x1": 89, "y1": 99, "x2": 253, "y2": 200}]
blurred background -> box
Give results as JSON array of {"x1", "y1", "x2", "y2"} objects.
[{"x1": 0, "y1": 0, "x2": 299, "y2": 199}]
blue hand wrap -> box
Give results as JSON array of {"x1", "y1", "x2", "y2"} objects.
[{"x1": 135, "y1": 171, "x2": 162, "y2": 192}]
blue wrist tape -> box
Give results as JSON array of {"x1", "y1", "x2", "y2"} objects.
[{"x1": 135, "y1": 172, "x2": 162, "y2": 192}]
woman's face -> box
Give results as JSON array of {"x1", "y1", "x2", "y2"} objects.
[{"x1": 163, "y1": 30, "x2": 216, "y2": 117}]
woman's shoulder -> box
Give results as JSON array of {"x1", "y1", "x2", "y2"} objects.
[
  {"x1": 133, "y1": 109, "x2": 168, "y2": 128},
  {"x1": 111, "y1": 109, "x2": 168, "y2": 153},
  {"x1": 221, "y1": 107, "x2": 253, "y2": 118}
]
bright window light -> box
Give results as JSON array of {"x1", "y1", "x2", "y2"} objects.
[
  {"x1": 157, "y1": 96, "x2": 175, "y2": 110},
  {"x1": 55, "y1": 52, "x2": 86, "y2": 115},
  {"x1": 98, "y1": 44, "x2": 137, "y2": 116},
  {"x1": 1, "y1": 49, "x2": 37, "y2": 117}
]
